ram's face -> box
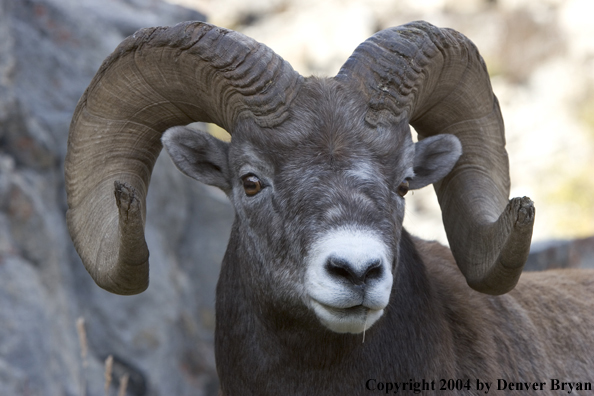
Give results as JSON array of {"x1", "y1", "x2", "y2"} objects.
[
  {"x1": 230, "y1": 125, "x2": 410, "y2": 334},
  {"x1": 162, "y1": 79, "x2": 461, "y2": 334}
]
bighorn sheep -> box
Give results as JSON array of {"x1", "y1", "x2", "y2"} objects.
[{"x1": 65, "y1": 21, "x2": 594, "y2": 395}]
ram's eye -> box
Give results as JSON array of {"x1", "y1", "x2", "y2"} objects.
[
  {"x1": 241, "y1": 174, "x2": 263, "y2": 196},
  {"x1": 397, "y1": 179, "x2": 410, "y2": 197}
]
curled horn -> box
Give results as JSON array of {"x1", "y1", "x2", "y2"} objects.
[
  {"x1": 65, "y1": 22, "x2": 302, "y2": 295},
  {"x1": 336, "y1": 21, "x2": 535, "y2": 295}
]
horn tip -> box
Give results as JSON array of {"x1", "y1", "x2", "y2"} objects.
[
  {"x1": 100, "y1": 274, "x2": 149, "y2": 296},
  {"x1": 459, "y1": 196, "x2": 536, "y2": 296},
  {"x1": 511, "y1": 196, "x2": 535, "y2": 229}
]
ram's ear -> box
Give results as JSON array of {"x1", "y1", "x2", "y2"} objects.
[
  {"x1": 162, "y1": 126, "x2": 232, "y2": 192},
  {"x1": 409, "y1": 134, "x2": 462, "y2": 190}
]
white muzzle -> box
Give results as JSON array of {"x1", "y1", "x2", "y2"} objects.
[{"x1": 305, "y1": 227, "x2": 393, "y2": 333}]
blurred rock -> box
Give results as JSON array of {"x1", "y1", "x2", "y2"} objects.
[
  {"x1": 0, "y1": 0, "x2": 233, "y2": 395},
  {"x1": 526, "y1": 237, "x2": 594, "y2": 271}
]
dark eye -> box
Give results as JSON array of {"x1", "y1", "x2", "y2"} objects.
[
  {"x1": 397, "y1": 179, "x2": 410, "y2": 197},
  {"x1": 241, "y1": 174, "x2": 263, "y2": 196}
]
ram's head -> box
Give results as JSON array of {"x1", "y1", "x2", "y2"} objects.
[{"x1": 65, "y1": 21, "x2": 534, "y2": 333}]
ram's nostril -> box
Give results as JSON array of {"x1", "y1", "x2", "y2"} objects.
[
  {"x1": 326, "y1": 257, "x2": 354, "y2": 280},
  {"x1": 325, "y1": 256, "x2": 383, "y2": 286},
  {"x1": 364, "y1": 259, "x2": 383, "y2": 281}
]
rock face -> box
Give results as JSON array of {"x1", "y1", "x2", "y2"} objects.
[{"x1": 0, "y1": 0, "x2": 232, "y2": 395}]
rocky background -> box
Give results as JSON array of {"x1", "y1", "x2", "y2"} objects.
[{"x1": 0, "y1": 0, "x2": 592, "y2": 395}]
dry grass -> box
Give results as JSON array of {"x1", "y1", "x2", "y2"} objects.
[
  {"x1": 105, "y1": 355, "x2": 113, "y2": 396},
  {"x1": 118, "y1": 374, "x2": 130, "y2": 396},
  {"x1": 76, "y1": 317, "x2": 129, "y2": 396},
  {"x1": 76, "y1": 317, "x2": 88, "y2": 396}
]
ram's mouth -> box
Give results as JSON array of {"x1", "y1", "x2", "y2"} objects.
[
  {"x1": 310, "y1": 299, "x2": 384, "y2": 334},
  {"x1": 312, "y1": 300, "x2": 369, "y2": 316}
]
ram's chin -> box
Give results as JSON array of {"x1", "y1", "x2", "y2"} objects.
[{"x1": 310, "y1": 300, "x2": 384, "y2": 334}]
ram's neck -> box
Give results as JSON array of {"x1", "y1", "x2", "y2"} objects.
[{"x1": 215, "y1": 228, "x2": 457, "y2": 395}]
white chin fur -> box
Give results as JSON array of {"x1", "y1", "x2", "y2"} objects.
[{"x1": 305, "y1": 227, "x2": 393, "y2": 334}]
